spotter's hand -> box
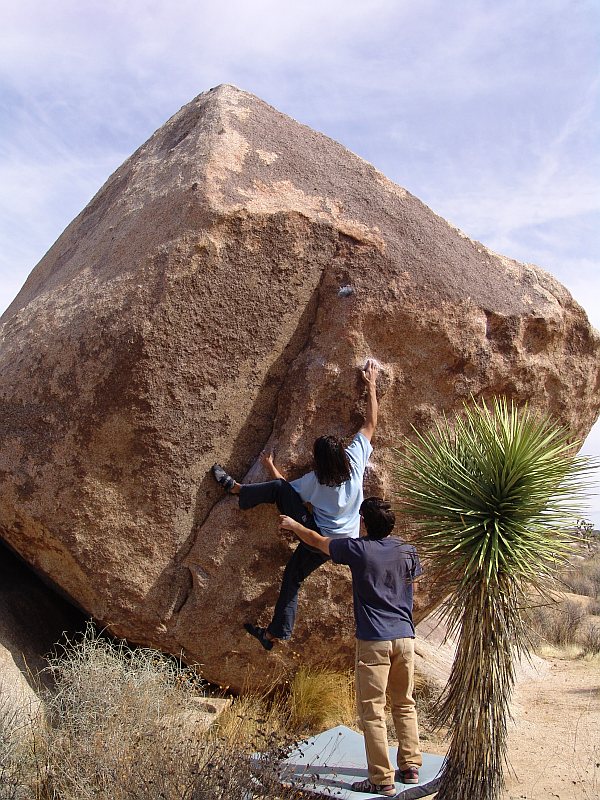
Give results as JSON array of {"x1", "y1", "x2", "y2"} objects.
[{"x1": 279, "y1": 515, "x2": 300, "y2": 534}]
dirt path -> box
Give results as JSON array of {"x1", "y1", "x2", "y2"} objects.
[{"x1": 503, "y1": 656, "x2": 600, "y2": 800}]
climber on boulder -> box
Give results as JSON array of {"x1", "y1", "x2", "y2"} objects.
[{"x1": 211, "y1": 358, "x2": 379, "y2": 650}]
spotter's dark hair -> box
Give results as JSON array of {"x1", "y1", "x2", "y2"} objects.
[
  {"x1": 313, "y1": 435, "x2": 352, "y2": 487},
  {"x1": 360, "y1": 497, "x2": 396, "y2": 539}
]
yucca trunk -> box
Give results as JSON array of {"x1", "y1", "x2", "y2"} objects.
[{"x1": 433, "y1": 576, "x2": 523, "y2": 799}]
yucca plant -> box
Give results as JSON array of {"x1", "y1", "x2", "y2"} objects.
[{"x1": 394, "y1": 397, "x2": 596, "y2": 800}]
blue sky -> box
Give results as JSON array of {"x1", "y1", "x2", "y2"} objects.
[{"x1": 1, "y1": 0, "x2": 599, "y2": 523}]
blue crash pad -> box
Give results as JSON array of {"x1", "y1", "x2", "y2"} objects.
[{"x1": 279, "y1": 725, "x2": 444, "y2": 799}]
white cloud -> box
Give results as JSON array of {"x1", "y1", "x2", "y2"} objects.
[{"x1": 1, "y1": 2, "x2": 597, "y2": 290}]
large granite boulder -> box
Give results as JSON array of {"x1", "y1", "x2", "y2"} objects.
[{"x1": 0, "y1": 85, "x2": 598, "y2": 690}]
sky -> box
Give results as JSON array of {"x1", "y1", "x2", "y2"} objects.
[{"x1": 1, "y1": 0, "x2": 599, "y2": 523}]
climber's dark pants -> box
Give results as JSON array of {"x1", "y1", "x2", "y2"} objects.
[{"x1": 239, "y1": 479, "x2": 330, "y2": 640}]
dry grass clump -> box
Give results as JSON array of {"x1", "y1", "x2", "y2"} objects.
[
  {"x1": 215, "y1": 665, "x2": 355, "y2": 742},
  {"x1": 3, "y1": 624, "x2": 303, "y2": 800},
  {"x1": 216, "y1": 689, "x2": 291, "y2": 743},
  {"x1": 0, "y1": 688, "x2": 33, "y2": 800},
  {"x1": 287, "y1": 666, "x2": 355, "y2": 733}
]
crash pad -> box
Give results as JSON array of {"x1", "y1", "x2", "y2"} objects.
[{"x1": 278, "y1": 725, "x2": 444, "y2": 799}]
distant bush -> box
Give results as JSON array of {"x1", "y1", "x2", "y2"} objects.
[
  {"x1": 587, "y1": 598, "x2": 600, "y2": 616},
  {"x1": 526, "y1": 598, "x2": 585, "y2": 648},
  {"x1": 580, "y1": 625, "x2": 600, "y2": 657},
  {"x1": 574, "y1": 518, "x2": 600, "y2": 552},
  {"x1": 525, "y1": 548, "x2": 600, "y2": 657},
  {"x1": 562, "y1": 551, "x2": 600, "y2": 598}
]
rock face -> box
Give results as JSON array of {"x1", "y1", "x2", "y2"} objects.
[{"x1": 0, "y1": 85, "x2": 598, "y2": 691}]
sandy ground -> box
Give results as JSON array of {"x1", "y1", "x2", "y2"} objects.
[
  {"x1": 502, "y1": 655, "x2": 600, "y2": 800},
  {"x1": 415, "y1": 651, "x2": 599, "y2": 799},
  {"x1": 415, "y1": 598, "x2": 600, "y2": 799}
]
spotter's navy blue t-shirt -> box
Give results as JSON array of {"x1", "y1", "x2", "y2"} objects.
[{"x1": 329, "y1": 536, "x2": 422, "y2": 641}]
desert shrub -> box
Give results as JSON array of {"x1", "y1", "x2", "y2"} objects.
[
  {"x1": 587, "y1": 598, "x2": 600, "y2": 616},
  {"x1": 0, "y1": 689, "x2": 28, "y2": 800},
  {"x1": 38, "y1": 625, "x2": 201, "y2": 799},
  {"x1": 580, "y1": 625, "x2": 600, "y2": 657},
  {"x1": 526, "y1": 598, "x2": 584, "y2": 647},
  {"x1": 19, "y1": 623, "x2": 302, "y2": 800},
  {"x1": 562, "y1": 553, "x2": 600, "y2": 598}
]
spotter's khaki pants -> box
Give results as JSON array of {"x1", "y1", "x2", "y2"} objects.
[{"x1": 355, "y1": 637, "x2": 422, "y2": 785}]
